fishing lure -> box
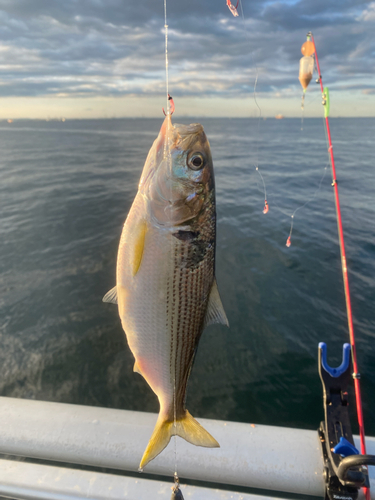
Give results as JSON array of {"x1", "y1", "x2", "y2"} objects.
[
  {"x1": 171, "y1": 488, "x2": 184, "y2": 500},
  {"x1": 226, "y1": 1, "x2": 268, "y2": 216},
  {"x1": 162, "y1": 93, "x2": 175, "y2": 116},
  {"x1": 171, "y1": 474, "x2": 184, "y2": 500},
  {"x1": 226, "y1": 0, "x2": 239, "y2": 17},
  {"x1": 171, "y1": 486, "x2": 184, "y2": 500}
]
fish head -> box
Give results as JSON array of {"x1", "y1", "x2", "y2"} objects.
[{"x1": 139, "y1": 115, "x2": 214, "y2": 226}]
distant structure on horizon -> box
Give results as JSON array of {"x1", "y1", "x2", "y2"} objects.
[{"x1": 275, "y1": 114, "x2": 284, "y2": 119}]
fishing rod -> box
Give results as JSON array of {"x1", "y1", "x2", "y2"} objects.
[
  {"x1": 311, "y1": 30, "x2": 368, "y2": 459},
  {"x1": 301, "y1": 32, "x2": 374, "y2": 500}
]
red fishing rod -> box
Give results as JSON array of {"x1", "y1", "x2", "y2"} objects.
[{"x1": 305, "y1": 32, "x2": 371, "y2": 500}]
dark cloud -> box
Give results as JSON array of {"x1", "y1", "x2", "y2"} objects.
[{"x1": 0, "y1": 0, "x2": 374, "y2": 100}]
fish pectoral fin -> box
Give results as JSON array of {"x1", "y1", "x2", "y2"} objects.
[
  {"x1": 203, "y1": 278, "x2": 229, "y2": 329},
  {"x1": 102, "y1": 286, "x2": 118, "y2": 304},
  {"x1": 130, "y1": 219, "x2": 148, "y2": 276},
  {"x1": 139, "y1": 411, "x2": 219, "y2": 470}
]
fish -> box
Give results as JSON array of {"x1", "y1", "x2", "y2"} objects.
[{"x1": 103, "y1": 114, "x2": 228, "y2": 469}]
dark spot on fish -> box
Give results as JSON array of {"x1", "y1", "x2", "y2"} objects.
[
  {"x1": 173, "y1": 230, "x2": 199, "y2": 242},
  {"x1": 178, "y1": 233, "x2": 210, "y2": 269}
]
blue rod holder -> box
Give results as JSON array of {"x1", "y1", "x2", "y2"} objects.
[{"x1": 319, "y1": 342, "x2": 351, "y2": 378}]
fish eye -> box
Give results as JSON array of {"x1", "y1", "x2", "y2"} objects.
[{"x1": 187, "y1": 152, "x2": 205, "y2": 171}]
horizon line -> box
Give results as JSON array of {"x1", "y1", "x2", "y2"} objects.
[{"x1": 1, "y1": 115, "x2": 374, "y2": 121}]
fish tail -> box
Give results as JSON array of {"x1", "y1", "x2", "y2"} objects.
[
  {"x1": 139, "y1": 410, "x2": 219, "y2": 469},
  {"x1": 175, "y1": 410, "x2": 220, "y2": 448}
]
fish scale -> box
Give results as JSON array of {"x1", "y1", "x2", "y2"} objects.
[
  {"x1": 172, "y1": 247, "x2": 212, "y2": 413},
  {"x1": 181, "y1": 255, "x2": 212, "y2": 390}
]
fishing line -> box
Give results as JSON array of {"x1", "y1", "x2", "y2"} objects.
[
  {"x1": 269, "y1": 158, "x2": 329, "y2": 246},
  {"x1": 302, "y1": 88, "x2": 321, "y2": 110},
  {"x1": 322, "y1": 115, "x2": 333, "y2": 170},
  {"x1": 300, "y1": 92, "x2": 305, "y2": 131},
  {"x1": 268, "y1": 67, "x2": 330, "y2": 246},
  {"x1": 300, "y1": 59, "x2": 321, "y2": 129},
  {"x1": 253, "y1": 74, "x2": 269, "y2": 214},
  {"x1": 268, "y1": 45, "x2": 331, "y2": 247},
  {"x1": 173, "y1": 377, "x2": 178, "y2": 483},
  {"x1": 266, "y1": 44, "x2": 328, "y2": 247},
  {"x1": 163, "y1": 0, "x2": 170, "y2": 114},
  {"x1": 235, "y1": 0, "x2": 268, "y2": 214},
  {"x1": 163, "y1": 0, "x2": 180, "y2": 492},
  {"x1": 269, "y1": 76, "x2": 329, "y2": 246}
]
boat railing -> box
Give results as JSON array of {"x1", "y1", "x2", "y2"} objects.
[{"x1": 0, "y1": 396, "x2": 373, "y2": 500}]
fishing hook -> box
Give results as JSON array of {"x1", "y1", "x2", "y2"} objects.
[{"x1": 163, "y1": 94, "x2": 175, "y2": 116}]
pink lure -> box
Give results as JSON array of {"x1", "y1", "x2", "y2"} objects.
[
  {"x1": 263, "y1": 200, "x2": 269, "y2": 214},
  {"x1": 286, "y1": 236, "x2": 291, "y2": 247},
  {"x1": 162, "y1": 94, "x2": 175, "y2": 116},
  {"x1": 227, "y1": 0, "x2": 239, "y2": 17}
]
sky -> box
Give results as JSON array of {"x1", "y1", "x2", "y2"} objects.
[{"x1": 0, "y1": 0, "x2": 375, "y2": 118}]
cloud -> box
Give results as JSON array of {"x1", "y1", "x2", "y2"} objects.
[
  {"x1": 357, "y1": 2, "x2": 375, "y2": 21},
  {"x1": 0, "y1": 0, "x2": 374, "y2": 114}
]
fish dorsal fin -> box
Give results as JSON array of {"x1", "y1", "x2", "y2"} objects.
[
  {"x1": 203, "y1": 278, "x2": 229, "y2": 329},
  {"x1": 102, "y1": 286, "x2": 118, "y2": 304}
]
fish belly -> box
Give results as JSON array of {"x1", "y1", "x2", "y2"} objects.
[{"x1": 117, "y1": 193, "x2": 214, "y2": 421}]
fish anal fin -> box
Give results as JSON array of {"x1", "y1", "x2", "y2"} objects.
[
  {"x1": 203, "y1": 278, "x2": 229, "y2": 329},
  {"x1": 139, "y1": 410, "x2": 219, "y2": 470},
  {"x1": 102, "y1": 286, "x2": 118, "y2": 304},
  {"x1": 131, "y1": 219, "x2": 147, "y2": 276}
]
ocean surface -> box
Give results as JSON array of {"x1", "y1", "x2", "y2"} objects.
[{"x1": 1, "y1": 117, "x2": 374, "y2": 438}]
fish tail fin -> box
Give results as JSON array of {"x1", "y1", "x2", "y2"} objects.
[
  {"x1": 139, "y1": 410, "x2": 219, "y2": 470},
  {"x1": 175, "y1": 410, "x2": 220, "y2": 448},
  {"x1": 139, "y1": 415, "x2": 173, "y2": 470}
]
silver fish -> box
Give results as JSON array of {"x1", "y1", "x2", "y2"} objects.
[{"x1": 103, "y1": 114, "x2": 228, "y2": 469}]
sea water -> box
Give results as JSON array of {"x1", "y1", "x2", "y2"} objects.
[{"x1": 0, "y1": 117, "x2": 374, "y2": 435}]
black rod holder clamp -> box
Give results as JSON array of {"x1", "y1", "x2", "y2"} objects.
[{"x1": 318, "y1": 342, "x2": 375, "y2": 500}]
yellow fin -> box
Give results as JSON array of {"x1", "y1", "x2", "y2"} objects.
[
  {"x1": 130, "y1": 219, "x2": 147, "y2": 276},
  {"x1": 139, "y1": 410, "x2": 219, "y2": 470}
]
